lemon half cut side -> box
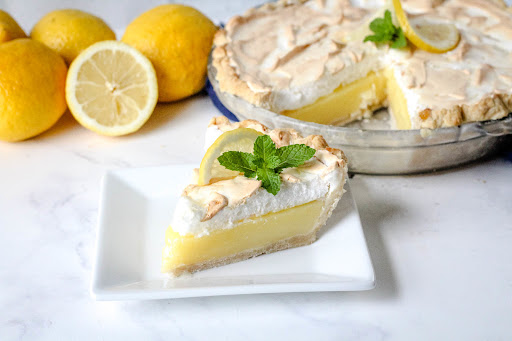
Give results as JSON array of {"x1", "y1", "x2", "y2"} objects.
[{"x1": 66, "y1": 41, "x2": 158, "y2": 136}]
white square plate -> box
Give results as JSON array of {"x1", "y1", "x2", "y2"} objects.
[{"x1": 91, "y1": 164, "x2": 375, "y2": 300}]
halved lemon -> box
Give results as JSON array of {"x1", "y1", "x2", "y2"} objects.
[
  {"x1": 66, "y1": 41, "x2": 158, "y2": 136},
  {"x1": 198, "y1": 128, "x2": 262, "y2": 185},
  {"x1": 393, "y1": 0, "x2": 459, "y2": 53}
]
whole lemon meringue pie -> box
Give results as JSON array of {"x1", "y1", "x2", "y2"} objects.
[{"x1": 212, "y1": 0, "x2": 512, "y2": 130}]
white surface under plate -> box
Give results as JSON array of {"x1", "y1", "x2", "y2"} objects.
[{"x1": 91, "y1": 164, "x2": 375, "y2": 300}]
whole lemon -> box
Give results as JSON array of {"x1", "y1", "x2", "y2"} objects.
[
  {"x1": 122, "y1": 5, "x2": 217, "y2": 102},
  {"x1": 31, "y1": 9, "x2": 115, "y2": 64},
  {"x1": 0, "y1": 9, "x2": 27, "y2": 43},
  {"x1": 0, "y1": 39, "x2": 67, "y2": 142}
]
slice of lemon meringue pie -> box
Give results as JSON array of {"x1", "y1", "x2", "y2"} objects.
[
  {"x1": 212, "y1": 0, "x2": 512, "y2": 129},
  {"x1": 162, "y1": 117, "x2": 348, "y2": 276}
]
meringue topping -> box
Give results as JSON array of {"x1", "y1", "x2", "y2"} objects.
[{"x1": 171, "y1": 117, "x2": 347, "y2": 236}]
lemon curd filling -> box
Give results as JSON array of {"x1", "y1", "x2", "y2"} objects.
[
  {"x1": 162, "y1": 200, "x2": 324, "y2": 273},
  {"x1": 385, "y1": 68, "x2": 411, "y2": 130},
  {"x1": 281, "y1": 71, "x2": 387, "y2": 126},
  {"x1": 281, "y1": 69, "x2": 411, "y2": 129}
]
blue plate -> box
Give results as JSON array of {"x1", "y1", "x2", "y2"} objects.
[{"x1": 205, "y1": 78, "x2": 239, "y2": 122}]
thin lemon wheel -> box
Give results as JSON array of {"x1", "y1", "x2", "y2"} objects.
[
  {"x1": 393, "y1": 0, "x2": 459, "y2": 53},
  {"x1": 66, "y1": 41, "x2": 158, "y2": 136},
  {"x1": 198, "y1": 128, "x2": 263, "y2": 185}
]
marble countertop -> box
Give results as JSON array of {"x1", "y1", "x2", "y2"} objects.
[{"x1": 1, "y1": 1, "x2": 512, "y2": 340}]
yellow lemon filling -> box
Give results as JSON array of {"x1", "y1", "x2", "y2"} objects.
[
  {"x1": 162, "y1": 200, "x2": 324, "y2": 273},
  {"x1": 282, "y1": 71, "x2": 387, "y2": 126},
  {"x1": 281, "y1": 69, "x2": 411, "y2": 130},
  {"x1": 385, "y1": 68, "x2": 411, "y2": 130}
]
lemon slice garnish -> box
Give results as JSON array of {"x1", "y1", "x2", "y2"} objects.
[
  {"x1": 66, "y1": 41, "x2": 158, "y2": 136},
  {"x1": 393, "y1": 0, "x2": 460, "y2": 53},
  {"x1": 198, "y1": 128, "x2": 263, "y2": 185}
]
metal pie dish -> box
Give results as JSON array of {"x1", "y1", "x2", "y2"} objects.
[{"x1": 207, "y1": 60, "x2": 512, "y2": 175}]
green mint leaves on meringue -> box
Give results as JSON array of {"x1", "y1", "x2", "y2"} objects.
[
  {"x1": 364, "y1": 10, "x2": 407, "y2": 49},
  {"x1": 217, "y1": 135, "x2": 316, "y2": 195}
]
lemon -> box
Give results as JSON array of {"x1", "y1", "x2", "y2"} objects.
[
  {"x1": 66, "y1": 41, "x2": 158, "y2": 136},
  {"x1": 0, "y1": 9, "x2": 27, "y2": 43},
  {"x1": 393, "y1": 0, "x2": 459, "y2": 53},
  {"x1": 0, "y1": 39, "x2": 67, "y2": 142},
  {"x1": 31, "y1": 9, "x2": 116, "y2": 64},
  {"x1": 198, "y1": 128, "x2": 263, "y2": 185},
  {"x1": 122, "y1": 4, "x2": 217, "y2": 102}
]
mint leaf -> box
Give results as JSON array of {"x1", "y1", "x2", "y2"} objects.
[
  {"x1": 253, "y1": 135, "x2": 277, "y2": 163},
  {"x1": 391, "y1": 27, "x2": 407, "y2": 48},
  {"x1": 276, "y1": 144, "x2": 316, "y2": 172},
  {"x1": 264, "y1": 155, "x2": 282, "y2": 169},
  {"x1": 364, "y1": 10, "x2": 407, "y2": 49},
  {"x1": 364, "y1": 34, "x2": 386, "y2": 43},
  {"x1": 384, "y1": 8, "x2": 394, "y2": 27},
  {"x1": 217, "y1": 135, "x2": 317, "y2": 195},
  {"x1": 218, "y1": 151, "x2": 257, "y2": 178},
  {"x1": 253, "y1": 135, "x2": 281, "y2": 169},
  {"x1": 369, "y1": 17, "x2": 388, "y2": 34},
  {"x1": 256, "y1": 167, "x2": 281, "y2": 196}
]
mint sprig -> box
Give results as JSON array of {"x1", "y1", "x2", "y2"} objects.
[
  {"x1": 217, "y1": 135, "x2": 316, "y2": 195},
  {"x1": 217, "y1": 151, "x2": 258, "y2": 178},
  {"x1": 364, "y1": 10, "x2": 407, "y2": 49}
]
